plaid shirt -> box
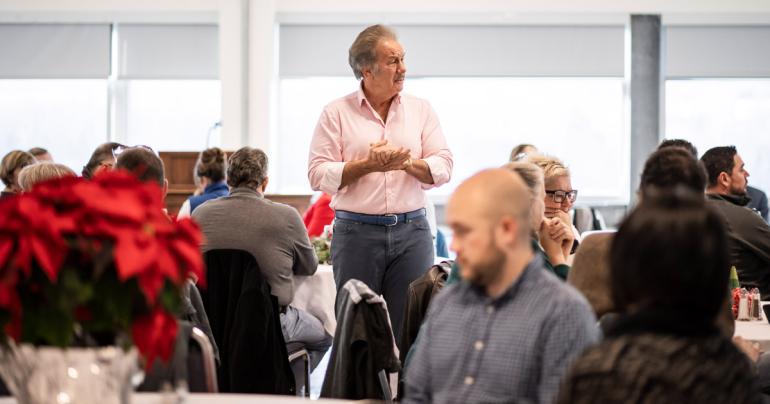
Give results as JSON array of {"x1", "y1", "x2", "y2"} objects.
[{"x1": 404, "y1": 255, "x2": 599, "y2": 404}]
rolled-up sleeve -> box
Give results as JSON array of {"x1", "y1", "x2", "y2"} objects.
[
  {"x1": 420, "y1": 102, "x2": 453, "y2": 190},
  {"x1": 308, "y1": 108, "x2": 346, "y2": 195}
]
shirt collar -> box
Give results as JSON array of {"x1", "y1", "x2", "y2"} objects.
[
  {"x1": 204, "y1": 181, "x2": 228, "y2": 194},
  {"x1": 356, "y1": 82, "x2": 402, "y2": 109},
  {"x1": 464, "y1": 254, "x2": 544, "y2": 306},
  {"x1": 707, "y1": 192, "x2": 750, "y2": 207},
  {"x1": 228, "y1": 187, "x2": 264, "y2": 199}
]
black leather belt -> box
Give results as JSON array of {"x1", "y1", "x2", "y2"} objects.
[{"x1": 335, "y1": 208, "x2": 426, "y2": 227}]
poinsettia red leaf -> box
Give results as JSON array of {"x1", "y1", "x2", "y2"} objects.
[
  {"x1": 0, "y1": 238, "x2": 13, "y2": 267},
  {"x1": 29, "y1": 235, "x2": 66, "y2": 282},
  {"x1": 131, "y1": 309, "x2": 178, "y2": 369},
  {"x1": 156, "y1": 248, "x2": 181, "y2": 284},
  {"x1": 138, "y1": 272, "x2": 164, "y2": 305},
  {"x1": 113, "y1": 234, "x2": 156, "y2": 280},
  {"x1": 169, "y1": 239, "x2": 205, "y2": 287}
]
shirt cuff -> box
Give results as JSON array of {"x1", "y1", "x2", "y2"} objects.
[
  {"x1": 421, "y1": 155, "x2": 451, "y2": 190},
  {"x1": 318, "y1": 162, "x2": 346, "y2": 195}
]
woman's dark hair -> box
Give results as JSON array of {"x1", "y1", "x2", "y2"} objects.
[
  {"x1": 640, "y1": 147, "x2": 707, "y2": 194},
  {"x1": 196, "y1": 147, "x2": 227, "y2": 183},
  {"x1": 610, "y1": 187, "x2": 729, "y2": 320},
  {"x1": 82, "y1": 142, "x2": 125, "y2": 179}
]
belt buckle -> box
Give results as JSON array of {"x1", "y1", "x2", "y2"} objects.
[{"x1": 384, "y1": 214, "x2": 398, "y2": 226}]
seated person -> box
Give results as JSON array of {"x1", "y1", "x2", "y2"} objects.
[
  {"x1": 193, "y1": 147, "x2": 331, "y2": 370},
  {"x1": 701, "y1": 146, "x2": 770, "y2": 299},
  {"x1": 404, "y1": 169, "x2": 599, "y2": 404},
  {"x1": 1, "y1": 150, "x2": 36, "y2": 199},
  {"x1": 556, "y1": 189, "x2": 761, "y2": 404},
  {"x1": 18, "y1": 162, "x2": 75, "y2": 191},
  {"x1": 177, "y1": 147, "x2": 229, "y2": 219},
  {"x1": 82, "y1": 142, "x2": 125, "y2": 179},
  {"x1": 115, "y1": 147, "x2": 218, "y2": 360},
  {"x1": 527, "y1": 154, "x2": 580, "y2": 261},
  {"x1": 303, "y1": 192, "x2": 334, "y2": 238},
  {"x1": 28, "y1": 147, "x2": 53, "y2": 162}
]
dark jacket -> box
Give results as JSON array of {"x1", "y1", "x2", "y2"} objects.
[
  {"x1": 188, "y1": 181, "x2": 229, "y2": 213},
  {"x1": 747, "y1": 186, "x2": 769, "y2": 222},
  {"x1": 399, "y1": 261, "x2": 451, "y2": 363},
  {"x1": 180, "y1": 280, "x2": 219, "y2": 364},
  {"x1": 707, "y1": 193, "x2": 770, "y2": 299},
  {"x1": 199, "y1": 249, "x2": 294, "y2": 394},
  {"x1": 321, "y1": 279, "x2": 401, "y2": 400},
  {"x1": 557, "y1": 308, "x2": 762, "y2": 404}
]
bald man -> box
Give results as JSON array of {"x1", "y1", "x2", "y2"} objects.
[{"x1": 403, "y1": 169, "x2": 599, "y2": 404}]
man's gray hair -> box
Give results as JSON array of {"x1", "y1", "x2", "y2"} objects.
[
  {"x1": 349, "y1": 24, "x2": 398, "y2": 80},
  {"x1": 227, "y1": 147, "x2": 268, "y2": 190}
]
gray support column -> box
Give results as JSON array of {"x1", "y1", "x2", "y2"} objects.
[{"x1": 628, "y1": 15, "x2": 664, "y2": 203}]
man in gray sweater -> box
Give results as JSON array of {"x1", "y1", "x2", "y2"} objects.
[{"x1": 193, "y1": 147, "x2": 332, "y2": 369}]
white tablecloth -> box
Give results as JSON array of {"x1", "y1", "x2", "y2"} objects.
[
  {"x1": 734, "y1": 302, "x2": 770, "y2": 351},
  {"x1": 0, "y1": 392, "x2": 356, "y2": 403},
  {"x1": 292, "y1": 264, "x2": 337, "y2": 336}
]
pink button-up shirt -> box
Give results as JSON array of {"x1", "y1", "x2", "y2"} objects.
[{"x1": 308, "y1": 87, "x2": 453, "y2": 215}]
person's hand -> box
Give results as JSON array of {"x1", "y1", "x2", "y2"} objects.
[
  {"x1": 544, "y1": 206, "x2": 565, "y2": 219},
  {"x1": 733, "y1": 336, "x2": 761, "y2": 363},
  {"x1": 368, "y1": 140, "x2": 411, "y2": 171},
  {"x1": 539, "y1": 218, "x2": 567, "y2": 266},
  {"x1": 547, "y1": 211, "x2": 575, "y2": 257}
]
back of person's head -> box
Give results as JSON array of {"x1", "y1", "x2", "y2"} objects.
[
  {"x1": 1, "y1": 150, "x2": 36, "y2": 187},
  {"x1": 501, "y1": 162, "x2": 544, "y2": 203},
  {"x1": 526, "y1": 154, "x2": 570, "y2": 183},
  {"x1": 196, "y1": 147, "x2": 227, "y2": 183},
  {"x1": 658, "y1": 139, "x2": 698, "y2": 158},
  {"x1": 28, "y1": 147, "x2": 52, "y2": 161},
  {"x1": 509, "y1": 144, "x2": 538, "y2": 162},
  {"x1": 640, "y1": 147, "x2": 707, "y2": 195},
  {"x1": 610, "y1": 188, "x2": 729, "y2": 321},
  {"x1": 115, "y1": 147, "x2": 165, "y2": 186},
  {"x1": 227, "y1": 147, "x2": 268, "y2": 190},
  {"x1": 18, "y1": 162, "x2": 76, "y2": 191},
  {"x1": 82, "y1": 142, "x2": 125, "y2": 179},
  {"x1": 700, "y1": 146, "x2": 738, "y2": 188}
]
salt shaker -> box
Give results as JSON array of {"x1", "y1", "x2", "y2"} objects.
[{"x1": 738, "y1": 288, "x2": 751, "y2": 321}]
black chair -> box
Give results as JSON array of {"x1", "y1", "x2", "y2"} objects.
[
  {"x1": 200, "y1": 249, "x2": 295, "y2": 394},
  {"x1": 138, "y1": 321, "x2": 218, "y2": 393},
  {"x1": 287, "y1": 342, "x2": 311, "y2": 397}
]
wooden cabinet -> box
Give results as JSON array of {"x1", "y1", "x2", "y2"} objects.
[{"x1": 158, "y1": 151, "x2": 312, "y2": 217}]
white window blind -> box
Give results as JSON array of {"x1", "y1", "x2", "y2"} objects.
[
  {"x1": 116, "y1": 24, "x2": 219, "y2": 79},
  {"x1": 0, "y1": 24, "x2": 111, "y2": 78},
  {"x1": 665, "y1": 26, "x2": 770, "y2": 78},
  {"x1": 279, "y1": 24, "x2": 624, "y2": 77}
]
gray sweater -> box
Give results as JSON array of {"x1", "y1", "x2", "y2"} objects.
[{"x1": 192, "y1": 187, "x2": 318, "y2": 306}]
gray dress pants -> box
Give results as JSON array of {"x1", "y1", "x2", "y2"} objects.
[{"x1": 331, "y1": 215, "x2": 434, "y2": 344}]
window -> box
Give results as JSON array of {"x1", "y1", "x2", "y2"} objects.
[
  {"x1": 123, "y1": 80, "x2": 221, "y2": 151},
  {"x1": 277, "y1": 77, "x2": 626, "y2": 203},
  {"x1": 0, "y1": 79, "x2": 108, "y2": 173},
  {"x1": 666, "y1": 79, "x2": 770, "y2": 196}
]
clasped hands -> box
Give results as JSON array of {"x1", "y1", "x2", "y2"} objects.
[
  {"x1": 539, "y1": 210, "x2": 575, "y2": 265},
  {"x1": 366, "y1": 139, "x2": 412, "y2": 172}
]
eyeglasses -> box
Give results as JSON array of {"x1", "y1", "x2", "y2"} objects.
[{"x1": 545, "y1": 190, "x2": 578, "y2": 204}]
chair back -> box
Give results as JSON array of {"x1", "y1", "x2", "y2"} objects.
[
  {"x1": 200, "y1": 249, "x2": 295, "y2": 394},
  {"x1": 567, "y1": 231, "x2": 615, "y2": 317},
  {"x1": 188, "y1": 327, "x2": 218, "y2": 392}
]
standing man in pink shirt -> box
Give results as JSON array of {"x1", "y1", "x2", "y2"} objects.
[{"x1": 308, "y1": 24, "x2": 453, "y2": 342}]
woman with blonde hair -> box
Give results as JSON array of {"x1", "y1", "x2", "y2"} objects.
[
  {"x1": 18, "y1": 162, "x2": 76, "y2": 191},
  {"x1": 502, "y1": 161, "x2": 572, "y2": 279},
  {"x1": 1, "y1": 150, "x2": 36, "y2": 199}
]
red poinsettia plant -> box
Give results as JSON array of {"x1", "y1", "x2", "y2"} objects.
[{"x1": 0, "y1": 171, "x2": 205, "y2": 367}]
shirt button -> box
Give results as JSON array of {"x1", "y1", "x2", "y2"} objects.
[
  {"x1": 474, "y1": 341, "x2": 484, "y2": 351},
  {"x1": 464, "y1": 376, "x2": 475, "y2": 386},
  {"x1": 486, "y1": 305, "x2": 494, "y2": 314}
]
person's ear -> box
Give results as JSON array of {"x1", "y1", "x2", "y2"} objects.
[
  {"x1": 718, "y1": 171, "x2": 731, "y2": 188},
  {"x1": 496, "y1": 215, "x2": 519, "y2": 247},
  {"x1": 261, "y1": 176, "x2": 269, "y2": 193},
  {"x1": 162, "y1": 178, "x2": 169, "y2": 199}
]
